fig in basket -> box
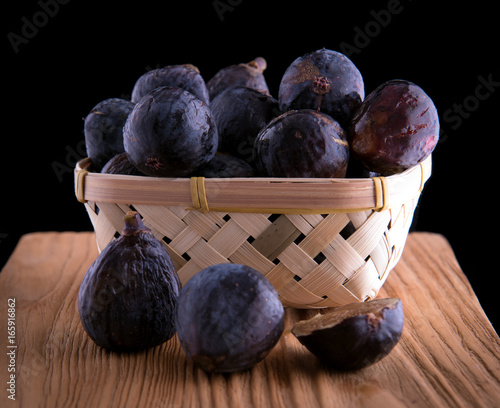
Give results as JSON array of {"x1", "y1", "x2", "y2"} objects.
[
  {"x1": 84, "y1": 98, "x2": 135, "y2": 171},
  {"x1": 210, "y1": 86, "x2": 280, "y2": 166},
  {"x1": 78, "y1": 211, "x2": 181, "y2": 352},
  {"x1": 206, "y1": 57, "x2": 269, "y2": 100},
  {"x1": 278, "y1": 48, "x2": 364, "y2": 128},
  {"x1": 255, "y1": 109, "x2": 349, "y2": 178},
  {"x1": 192, "y1": 154, "x2": 256, "y2": 178},
  {"x1": 131, "y1": 64, "x2": 209, "y2": 104},
  {"x1": 292, "y1": 298, "x2": 404, "y2": 371},
  {"x1": 349, "y1": 79, "x2": 439, "y2": 175},
  {"x1": 101, "y1": 152, "x2": 146, "y2": 176},
  {"x1": 124, "y1": 86, "x2": 218, "y2": 177},
  {"x1": 175, "y1": 264, "x2": 285, "y2": 373}
]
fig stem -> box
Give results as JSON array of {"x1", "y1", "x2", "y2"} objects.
[
  {"x1": 316, "y1": 94, "x2": 323, "y2": 112},
  {"x1": 248, "y1": 57, "x2": 267, "y2": 72},
  {"x1": 122, "y1": 211, "x2": 150, "y2": 236},
  {"x1": 312, "y1": 76, "x2": 331, "y2": 112}
]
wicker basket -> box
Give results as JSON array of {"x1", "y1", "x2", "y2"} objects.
[{"x1": 74, "y1": 155, "x2": 431, "y2": 308}]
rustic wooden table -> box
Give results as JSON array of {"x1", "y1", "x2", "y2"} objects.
[{"x1": 0, "y1": 231, "x2": 499, "y2": 407}]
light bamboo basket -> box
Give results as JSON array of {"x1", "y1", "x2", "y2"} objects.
[{"x1": 74, "y1": 155, "x2": 432, "y2": 308}]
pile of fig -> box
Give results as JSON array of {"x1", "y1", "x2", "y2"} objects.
[
  {"x1": 78, "y1": 47, "x2": 434, "y2": 370},
  {"x1": 84, "y1": 48, "x2": 439, "y2": 177},
  {"x1": 77, "y1": 212, "x2": 403, "y2": 371}
]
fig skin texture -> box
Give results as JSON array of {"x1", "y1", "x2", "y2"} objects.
[
  {"x1": 349, "y1": 79, "x2": 439, "y2": 176},
  {"x1": 206, "y1": 57, "x2": 269, "y2": 100},
  {"x1": 292, "y1": 298, "x2": 404, "y2": 371},
  {"x1": 210, "y1": 86, "x2": 280, "y2": 166},
  {"x1": 175, "y1": 263, "x2": 285, "y2": 373},
  {"x1": 84, "y1": 98, "x2": 135, "y2": 171},
  {"x1": 278, "y1": 48, "x2": 364, "y2": 129},
  {"x1": 78, "y1": 211, "x2": 181, "y2": 352},
  {"x1": 101, "y1": 152, "x2": 146, "y2": 176},
  {"x1": 192, "y1": 154, "x2": 256, "y2": 178},
  {"x1": 131, "y1": 64, "x2": 209, "y2": 104},
  {"x1": 123, "y1": 86, "x2": 218, "y2": 177},
  {"x1": 255, "y1": 109, "x2": 349, "y2": 178}
]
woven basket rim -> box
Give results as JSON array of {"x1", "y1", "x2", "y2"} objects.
[{"x1": 74, "y1": 155, "x2": 432, "y2": 214}]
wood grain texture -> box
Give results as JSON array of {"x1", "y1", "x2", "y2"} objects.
[{"x1": 0, "y1": 232, "x2": 499, "y2": 408}]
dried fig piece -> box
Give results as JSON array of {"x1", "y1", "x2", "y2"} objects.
[
  {"x1": 292, "y1": 298, "x2": 404, "y2": 371},
  {"x1": 78, "y1": 211, "x2": 181, "y2": 352}
]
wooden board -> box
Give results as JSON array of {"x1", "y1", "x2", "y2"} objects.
[{"x1": 0, "y1": 231, "x2": 499, "y2": 407}]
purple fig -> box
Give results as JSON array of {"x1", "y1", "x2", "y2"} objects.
[
  {"x1": 207, "y1": 57, "x2": 269, "y2": 100},
  {"x1": 292, "y1": 298, "x2": 404, "y2": 371},
  {"x1": 78, "y1": 211, "x2": 181, "y2": 352},
  {"x1": 349, "y1": 79, "x2": 439, "y2": 175}
]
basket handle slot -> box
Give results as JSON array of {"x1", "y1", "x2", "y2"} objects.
[
  {"x1": 188, "y1": 177, "x2": 210, "y2": 213},
  {"x1": 372, "y1": 176, "x2": 389, "y2": 212}
]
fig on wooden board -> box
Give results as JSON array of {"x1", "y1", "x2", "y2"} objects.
[
  {"x1": 78, "y1": 211, "x2": 181, "y2": 352},
  {"x1": 175, "y1": 263, "x2": 284, "y2": 373},
  {"x1": 292, "y1": 298, "x2": 404, "y2": 371}
]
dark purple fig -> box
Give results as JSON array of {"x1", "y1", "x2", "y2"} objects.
[
  {"x1": 255, "y1": 109, "x2": 349, "y2": 178},
  {"x1": 292, "y1": 298, "x2": 404, "y2": 371},
  {"x1": 278, "y1": 48, "x2": 364, "y2": 128},
  {"x1": 210, "y1": 86, "x2": 279, "y2": 166},
  {"x1": 131, "y1": 64, "x2": 209, "y2": 104},
  {"x1": 175, "y1": 263, "x2": 284, "y2": 373},
  {"x1": 349, "y1": 79, "x2": 439, "y2": 175},
  {"x1": 124, "y1": 86, "x2": 218, "y2": 177},
  {"x1": 101, "y1": 152, "x2": 146, "y2": 176},
  {"x1": 192, "y1": 154, "x2": 256, "y2": 178},
  {"x1": 206, "y1": 57, "x2": 269, "y2": 100},
  {"x1": 84, "y1": 98, "x2": 135, "y2": 171},
  {"x1": 78, "y1": 211, "x2": 181, "y2": 352}
]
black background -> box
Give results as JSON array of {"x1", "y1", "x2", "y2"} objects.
[{"x1": 4, "y1": 1, "x2": 498, "y2": 330}]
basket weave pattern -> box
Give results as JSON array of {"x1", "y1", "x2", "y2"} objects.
[{"x1": 75, "y1": 156, "x2": 431, "y2": 308}]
